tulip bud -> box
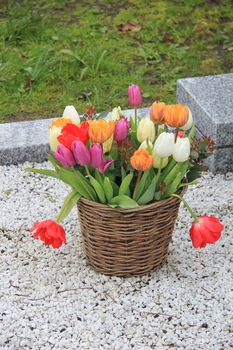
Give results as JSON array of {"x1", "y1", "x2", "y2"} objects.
[
  {"x1": 181, "y1": 108, "x2": 193, "y2": 131},
  {"x1": 152, "y1": 149, "x2": 168, "y2": 169},
  {"x1": 153, "y1": 132, "x2": 175, "y2": 158},
  {"x1": 172, "y1": 137, "x2": 190, "y2": 162},
  {"x1": 139, "y1": 140, "x2": 153, "y2": 152},
  {"x1": 54, "y1": 145, "x2": 76, "y2": 167},
  {"x1": 137, "y1": 118, "x2": 155, "y2": 143},
  {"x1": 72, "y1": 140, "x2": 90, "y2": 165},
  {"x1": 62, "y1": 105, "x2": 80, "y2": 125},
  {"x1": 109, "y1": 107, "x2": 123, "y2": 121},
  {"x1": 128, "y1": 84, "x2": 142, "y2": 108},
  {"x1": 90, "y1": 144, "x2": 104, "y2": 169},
  {"x1": 90, "y1": 143, "x2": 114, "y2": 173},
  {"x1": 150, "y1": 102, "x2": 166, "y2": 123},
  {"x1": 114, "y1": 118, "x2": 129, "y2": 142},
  {"x1": 49, "y1": 126, "x2": 62, "y2": 152}
]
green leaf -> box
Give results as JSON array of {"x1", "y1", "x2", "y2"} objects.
[
  {"x1": 48, "y1": 154, "x2": 62, "y2": 169},
  {"x1": 134, "y1": 170, "x2": 150, "y2": 200},
  {"x1": 110, "y1": 195, "x2": 138, "y2": 209},
  {"x1": 95, "y1": 169, "x2": 104, "y2": 186},
  {"x1": 88, "y1": 175, "x2": 106, "y2": 203},
  {"x1": 119, "y1": 173, "x2": 133, "y2": 196},
  {"x1": 24, "y1": 167, "x2": 59, "y2": 180},
  {"x1": 163, "y1": 163, "x2": 179, "y2": 186},
  {"x1": 58, "y1": 169, "x2": 95, "y2": 200},
  {"x1": 163, "y1": 161, "x2": 189, "y2": 198},
  {"x1": 121, "y1": 166, "x2": 126, "y2": 180},
  {"x1": 158, "y1": 159, "x2": 176, "y2": 185},
  {"x1": 110, "y1": 180, "x2": 119, "y2": 196},
  {"x1": 56, "y1": 191, "x2": 81, "y2": 223},
  {"x1": 137, "y1": 176, "x2": 157, "y2": 205},
  {"x1": 188, "y1": 124, "x2": 196, "y2": 143},
  {"x1": 103, "y1": 177, "x2": 114, "y2": 203}
]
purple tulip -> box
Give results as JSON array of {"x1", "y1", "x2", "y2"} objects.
[
  {"x1": 114, "y1": 118, "x2": 130, "y2": 142},
  {"x1": 54, "y1": 145, "x2": 76, "y2": 167},
  {"x1": 72, "y1": 140, "x2": 90, "y2": 165},
  {"x1": 90, "y1": 144, "x2": 104, "y2": 169},
  {"x1": 128, "y1": 84, "x2": 142, "y2": 108}
]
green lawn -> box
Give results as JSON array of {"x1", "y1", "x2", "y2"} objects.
[{"x1": 0, "y1": 0, "x2": 232, "y2": 123}]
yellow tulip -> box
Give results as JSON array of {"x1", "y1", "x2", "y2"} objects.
[
  {"x1": 49, "y1": 126, "x2": 62, "y2": 152},
  {"x1": 137, "y1": 118, "x2": 155, "y2": 143},
  {"x1": 152, "y1": 148, "x2": 168, "y2": 169},
  {"x1": 103, "y1": 134, "x2": 113, "y2": 153}
]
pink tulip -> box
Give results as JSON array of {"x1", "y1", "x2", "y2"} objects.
[
  {"x1": 90, "y1": 143, "x2": 114, "y2": 173},
  {"x1": 99, "y1": 160, "x2": 114, "y2": 173},
  {"x1": 114, "y1": 118, "x2": 130, "y2": 142},
  {"x1": 90, "y1": 144, "x2": 103, "y2": 168},
  {"x1": 72, "y1": 140, "x2": 90, "y2": 165},
  {"x1": 128, "y1": 84, "x2": 142, "y2": 108},
  {"x1": 54, "y1": 145, "x2": 76, "y2": 167}
]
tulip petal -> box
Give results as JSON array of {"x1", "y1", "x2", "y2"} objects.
[{"x1": 99, "y1": 160, "x2": 114, "y2": 173}]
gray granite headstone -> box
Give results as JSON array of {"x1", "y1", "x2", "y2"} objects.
[
  {"x1": 177, "y1": 73, "x2": 233, "y2": 173},
  {"x1": 0, "y1": 108, "x2": 149, "y2": 165}
]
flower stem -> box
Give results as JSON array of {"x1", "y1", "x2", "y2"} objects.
[
  {"x1": 175, "y1": 127, "x2": 179, "y2": 141},
  {"x1": 133, "y1": 171, "x2": 142, "y2": 200},
  {"x1": 155, "y1": 122, "x2": 159, "y2": 138},
  {"x1": 172, "y1": 193, "x2": 199, "y2": 223},
  {"x1": 134, "y1": 108, "x2": 137, "y2": 128},
  {"x1": 85, "y1": 165, "x2": 90, "y2": 177}
]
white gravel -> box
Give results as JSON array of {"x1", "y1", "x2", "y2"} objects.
[{"x1": 0, "y1": 162, "x2": 232, "y2": 350}]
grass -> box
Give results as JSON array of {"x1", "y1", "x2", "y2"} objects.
[{"x1": 0, "y1": 0, "x2": 232, "y2": 123}]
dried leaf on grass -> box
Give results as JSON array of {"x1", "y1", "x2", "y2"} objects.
[{"x1": 116, "y1": 22, "x2": 141, "y2": 32}]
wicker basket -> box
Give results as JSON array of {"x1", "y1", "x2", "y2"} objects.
[{"x1": 77, "y1": 190, "x2": 186, "y2": 277}]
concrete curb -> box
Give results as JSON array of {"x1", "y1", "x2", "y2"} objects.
[{"x1": 0, "y1": 108, "x2": 149, "y2": 165}]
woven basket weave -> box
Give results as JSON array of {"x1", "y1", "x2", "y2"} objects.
[{"x1": 77, "y1": 190, "x2": 185, "y2": 277}]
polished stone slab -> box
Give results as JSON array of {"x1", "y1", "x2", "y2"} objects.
[
  {"x1": 177, "y1": 74, "x2": 233, "y2": 173},
  {"x1": 0, "y1": 108, "x2": 149, "y2": 165},
  {"x1": 177, "y1": 73, "x2": 233, "y2": 147}
]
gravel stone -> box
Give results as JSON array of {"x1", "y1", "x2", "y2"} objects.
[{"x1": 0, "y1": 162, "x2": 232, "y2": 350}]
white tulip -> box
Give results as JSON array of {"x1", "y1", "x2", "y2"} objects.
[
  {"x1": 173, "y1": 137, "x2": 190, "y2": 162},
  {"x1": 137, "y1": 118, "x2": 155, "y2": 143},
  {"x1": 139, "y1": 140, "x2": 153, "y2": 152},
  {"x1": 62, "y1": 105, "x2": 80, "y2": 124},
  {"x1": 181, "y1": 108, "x2": 193, "y2": 131},
  {"x1": 152, "y1": 149, "x2": 168, "y2": 169},
  {"x1": 154, "y1": 132, "x2": 175, "y2": 158},
  {"x1": 109, "y1": 106, "x2": 123, "y2": 121},
  {"x1": 49, "y1": 126, "x2": 61, "y2": 152}
]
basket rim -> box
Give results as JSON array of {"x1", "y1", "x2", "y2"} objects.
[{"x1": 78, "y1": 187, "x2": 187, "y2": 213}]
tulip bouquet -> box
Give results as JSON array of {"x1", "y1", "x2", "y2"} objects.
[{"x1": 27, "y1": 85, "x2": 223, "y2": 250}]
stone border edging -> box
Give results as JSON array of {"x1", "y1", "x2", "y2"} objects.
[{"x1": 0, "y1": 108, "x2": 149, "y2": 165}]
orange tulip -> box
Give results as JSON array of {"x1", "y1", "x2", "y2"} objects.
[
  {"x1": 51, "y1": 118, "x2": 72, "y2": 128},
  {"x1": 130, "y1": 149, "x2": 153, "y2": 171},
  {"x1": 89, "y1": 119, "x2": 115, "y2": 143},
  {"x1": 150, "y1": 102, "x2": 166, "y2": 123},
  {"x1": 164, "y1": 104, "x2": 189, "y2": 128}
]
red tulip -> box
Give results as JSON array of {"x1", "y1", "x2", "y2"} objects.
[
  {"x1": 58, "y1": 122, "x2": 89, "y2": 150},
  {"x1": 128, "y1": 84, "x2": 142, "y2": 108},
  {"x1": 190, "y1": 216, "x2": 224, "y2": 248},
  {"x1": 30, "y1": 220, "x2": 66, "y2": 248}
]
